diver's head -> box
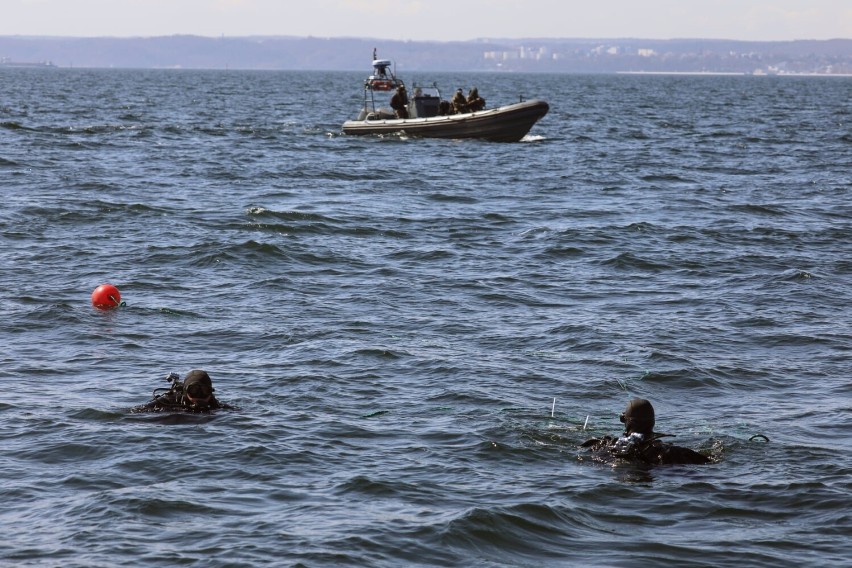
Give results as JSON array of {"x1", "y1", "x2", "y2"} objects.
[
  {"x1": 620, "y1": 398, "x2": 655, "y2": 436},
  {"x1": 183, "y1": 369, "x2": 214, "y2": 408}
]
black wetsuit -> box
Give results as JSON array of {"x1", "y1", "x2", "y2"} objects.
[
  {"x1": 131, "y1": 382, "x2": 231, "y2": 413},
  {"x1": 390, "y1": 89, "x2": 409, "y2": 118},
  {"x1": 581, "y1": 433, "x2": 710, "y2": 465}
]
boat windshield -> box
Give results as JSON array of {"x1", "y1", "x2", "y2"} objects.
[
  {"x1": 411, "y1": 84, "x2": 441, "y2": 99},
  {"x1": 407, "y1": 83, "x2": 443, "y2": 118}
]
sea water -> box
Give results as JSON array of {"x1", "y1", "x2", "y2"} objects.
[{"x1": 1, "y1": 68, "x2": 850, "y2": 567}]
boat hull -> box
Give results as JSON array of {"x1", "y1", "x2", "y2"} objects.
[{"x1": 342, "y1": 99, "x2": 549, "y2": 142}]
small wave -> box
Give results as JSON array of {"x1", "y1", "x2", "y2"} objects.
[
  {"x1": 627, "y1": 130, "x2": 650, "y2": 139},
  {"x1": 67, "y1": 408, "x2": 124, "y2": 421},
  {"x1": 518, "y1": 226, "x2": 552, "y2": 239},
  {"x1": 334, "y1": 474, "x2": 426, "y2": 499},
  {"x1": 704, "y1": 129, "x2": 740, "y2": 138},
  {"x1": 602, "y1": 252, "x2": 671, "y2": 271},
  {"x1": 388, "y1": 248, "x2": 455, "y2": 261},
  {"x1": 187, "y1": 239, "x2": 289, "y2": 267},
  {"x1": 638, "y1": 368, "x2": 725, "y2": 390},
  {"x1": 442, "y1": 504, "x2": 587, "y2": 560},
  {"x1": 14, "y1": 441, "x2": 111, "y2": 464},
  {"x1": 350, "y1": 348, "x2": 402, "y2": 359},
  {"x1": 1, "y1": 121, "x2": 28, "y2": 131},
  {"x1": 641, "y1": 173, "x2": 696, "y2": 183},
  {"x1": 729, "y1": 203, "x2": 788, "y2": 216},
  {"x1": 426, "y1": 193, "x2": 479, "y2": 204},
  {"x1": 245, "y1": 208, "x2": 402, "y2": 238},
  {"x1": 41, "y1": 123, "x2": 141, "y2": 135},
  {"x1": 541, "y1": 245, "x2": 585, "y2": 257},
  {"x1": 772, "y1": 268, "x2": 816, "y2": 282},
  {"x1": 246, "y1": 207, "x2": 330, "y2": 222},
  {"x1": 157, "y1": 306, "x2": 205, "y2": 318},
  {"x1": 482, "y1": 212, "x2": 512, "y2": 223}
]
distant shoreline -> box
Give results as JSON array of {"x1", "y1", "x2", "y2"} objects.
[{"x1": 1, "y1": 36, "x2": 850, "y2": 74}]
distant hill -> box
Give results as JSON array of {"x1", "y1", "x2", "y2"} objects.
[{"x1": 1, "y1": 35, "x2": 850, "y2": 74}]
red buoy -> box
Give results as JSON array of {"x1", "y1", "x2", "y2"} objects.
[{"x1": 91, "y1": 283, "x2": 122, "y2": 310}]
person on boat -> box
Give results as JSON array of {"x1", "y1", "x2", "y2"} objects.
[
  {"x1": 580, "y1": 398, "x2": 711, "y2": 465},
  {"x1": 466, "y1": 87, "x2": 485, "y2": 112},
  {"x1": 390, "y1": 84, "x2": 409, "y2": 119},
  {"x1": 131, "y1": 369, "x2": 233, "y2": 413},
  {"x1": 452, "y1": 88, "x2": 469, "y2": 114}
]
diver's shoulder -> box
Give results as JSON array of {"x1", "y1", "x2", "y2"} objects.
[
  {"x1": 580, "y1": 435, "x2": 614, "y2": 448},
  {"x1": 658, "y1": 443, "x2": 712, "y2": 465}
]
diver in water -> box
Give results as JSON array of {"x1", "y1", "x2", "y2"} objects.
[
  {"x1": 131, "y1": 369, "x2": 232, "y2": 413},
  {"x1": 580, "y1": 398, "x2": 711, "y2": 465}
]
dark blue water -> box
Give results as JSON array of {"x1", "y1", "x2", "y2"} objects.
[{"x1": 1, "y1": 68, "x2": 850, "y2": 567}]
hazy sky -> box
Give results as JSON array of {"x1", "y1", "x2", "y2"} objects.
[{"x1": 3, "y1": 0, "x2": 850, "y2": 41}]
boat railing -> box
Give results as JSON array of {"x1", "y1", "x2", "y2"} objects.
[{"x1": 361, "y1": 77, "x2": 403, "y2": 116}]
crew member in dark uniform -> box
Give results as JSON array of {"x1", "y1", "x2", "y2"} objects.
[
  {"x1": 390, "y1": 85, "x2": 409, "y2": 118},
  {"x1": 466, "y1": 87, "x2": 485, "y2": 111},
  {"x1": 580, "y1": 398, "x2": 711, "y2": 465},
  {"x1": 451, "y1": 88, "x2": 468, "y2": 114},
  {"x1": 131, "y1": 369, "x2": 232, "y2": 413}
]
